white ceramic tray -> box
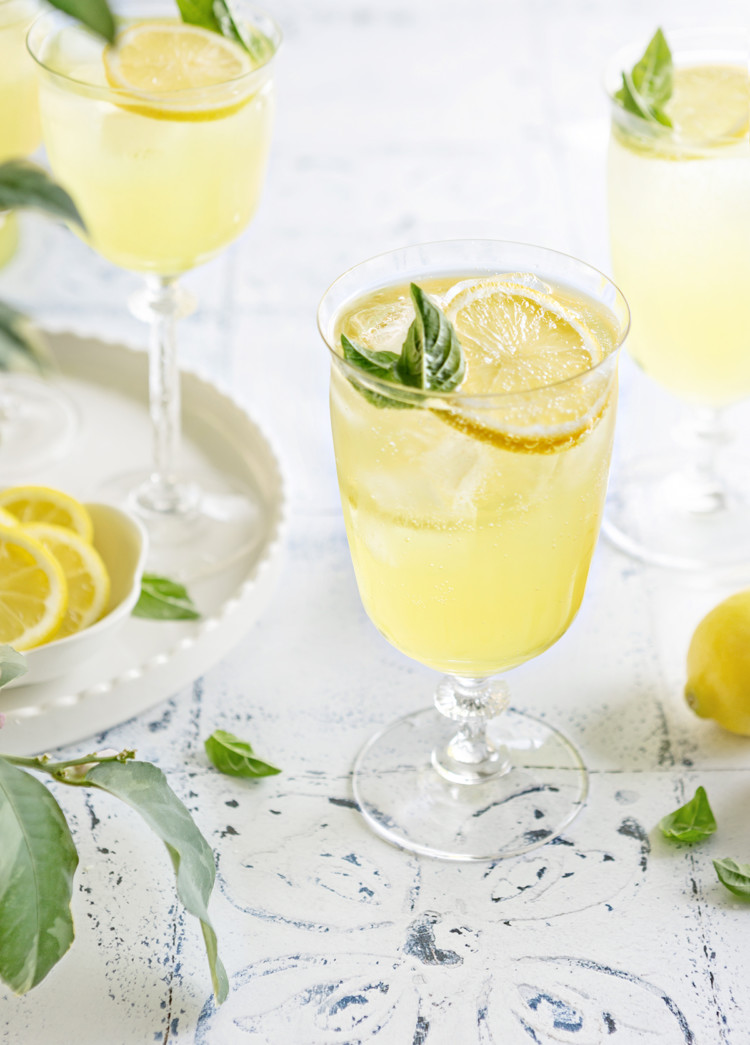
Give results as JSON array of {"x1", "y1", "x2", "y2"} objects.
[{"x1": 0, "y1": 331, "x2": 286, "y2": 757}]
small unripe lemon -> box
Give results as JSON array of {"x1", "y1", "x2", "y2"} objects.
[{"x1": 685, "y1": 590, "x2": 750, "y2": 736}]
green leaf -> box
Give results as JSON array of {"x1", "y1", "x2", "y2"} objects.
[
  {"x1": 659, "y1": 785, "x2": 717, "y2": 843},
  {"x1": 615, "y1": 28, "x2": 673, "y2": 127},
  {"x1": 0, "y1": 758, "x2": 78, "y2": 995},
  {"x1": 44, "y1": 0, "x2": 116, "y2": 43},
  {"x1": 205, "y1": 729, "x2": 281, "y2": 779},
  {"x1": 176, "y1": 0, "x2": 273, "y2": 63},
  {"x1": 85, "y1": 760, "x2": 229, "y2": 1002},
  {"x1": 341, "y1": 285, "x2": 465, "y2": 410},
  {"x1": 0, "y1": 161, "x2": 85, "y2": 230},
  {"x1": 0, "y1": 301, "x2": 52, "y2": 374},
  {"x1": 397, "y1": 283, "x2": 465, "y2": 391},
  {"x1": 713, "y1": 858, "x2": 750, "y2": 899},
  {"x1": 133, "y1": 574, "x2": 200, "y2": 621},
  {"x1": 0, "y1": 646, "x2": 27, "y2": 688}
]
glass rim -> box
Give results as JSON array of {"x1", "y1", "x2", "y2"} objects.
[
  {"x1": 604, "y1": 26, "x2": 750, "y2": 148},
  {"x1": 27, "y1": 2, "x2": 282, "y2": 106},
  {"x1": 317, "y1": 238, "x2": 630, "y2": 407}
]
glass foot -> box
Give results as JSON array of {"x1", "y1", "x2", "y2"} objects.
[
  {"x1": 99, "y1": 467, "x2": 264, "y2": 581},
  {"x1": 0, "y1": 377, "x2": 79, "y2": 476},
  {"x1": 604, "y1": 452, "x2": 750, "y2": 572},
  {"x1": 352, "y1": 707, "x2": 588, "y2": 861}
]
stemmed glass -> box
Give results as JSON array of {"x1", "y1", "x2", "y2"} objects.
[
  {"x1": 604, "y1": 28, "x2": 750, "y2": 571},
  {"x1": 28, "y1": 1, "x2": 281, "y2": 576},
  {"x1": 318, "y1": 240, "x2": 629, "y2": 861},
  {"x1": 0, "y1": 0, "x2": 78, "y2": 473}
]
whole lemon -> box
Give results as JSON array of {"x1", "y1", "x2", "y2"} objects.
[{"x1": 685, "y1": 590, "x2": 750, "y2": 736}]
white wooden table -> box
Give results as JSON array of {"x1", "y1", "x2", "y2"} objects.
[{"x1": 2, "y1": 0, "x2": 749, "y2": 1041}]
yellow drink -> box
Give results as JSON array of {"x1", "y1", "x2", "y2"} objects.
[
  {"x1": 608, "y1": 63, "x2": 750, "y2": 406},
  {"x1": 0, "y1": 0, "x2": 40, "y2": 162},
  {"x1": 330, "y1": 275, "x2": 621, "y2": 677},
  {"x1": 0, "y1": 0, "x2": 41, "y2": 267},
  {"x1": 30, "y1": 16, "x2": 278, "y2": 274}
]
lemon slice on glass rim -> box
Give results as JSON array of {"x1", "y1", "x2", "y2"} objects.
[
  {"x1": 437, "y1": 276, "x2": 612, "y2": 454},
  {"x1": 0, "y1": 485, "x2": 94, "y2": 542},
  {"x1": 0, "y1": 525, "x2": 68, "y2": 650},
  {"x1": 103, "y1": 21, "x2": 257, "y2": 121},
  {"x1": 23, "y1": 523, "x2": 111, "y2": 641}
]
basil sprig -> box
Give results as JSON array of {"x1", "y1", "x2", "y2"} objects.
[
  {"x1": 133, "y1": 574, "x2": 200, "y2": 621},
  {"x1": 659, "y1": 786, "x2": 717, "y2": 843},
  {"x1": 341, "y1": 283, "x2": 465, "y2": 409},
  {"x1": 616, "y1": 27, "x2": 673, "y2": 127},
  {"x1": 713, "y1": 858, "x2": 750, "y2": 899}
]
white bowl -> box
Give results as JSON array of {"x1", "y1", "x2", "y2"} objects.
[{"x1": 9, "y1": 503, "x2": 148, "y2": 687}]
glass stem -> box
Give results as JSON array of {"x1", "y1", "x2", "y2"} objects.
[
  {"x1": 134, "y1": 275, "x2": 196, "y2": 516},
  {"x1": 432, "y1": 674, "x2": 511, "y2": 784},
  {"x1": 679, "y1": 406, "x2": 729, "y2": 514}
]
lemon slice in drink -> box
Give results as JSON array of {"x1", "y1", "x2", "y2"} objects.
[
  {"x1": 441, "y1": 277, "x2": 609, "y2": 453},
  {"x1": 668, "y1": 65, "x2": 750, "y2": 143},
  {"x1": 23, "y1": 523, "x2": 110, "y2": 640},
  {"x1": 103, "y1": 21, "x2": 254, "y2": 120},
  {"x1": 0, "y1": 486, "x2": 94, "y2": 542},
  {"x1": 0, "y1": 525, "x2": 68, "y2": 650}
]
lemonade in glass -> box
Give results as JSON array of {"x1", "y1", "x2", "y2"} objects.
[
  {"x1": 605, "y1": 28, "x2": 750, "y2": 569},
  {"x1": 319, "y1": 241, "x2": 629, "y2": 860},
  {"x1": 28, "y1": 2, "x2": 281, "y2": 574},
  {"x1": 0, "y1": 0, "x2": 41, "y2": 263}
]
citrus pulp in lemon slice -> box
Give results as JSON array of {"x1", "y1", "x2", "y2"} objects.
[
  {"x1": 103, "y1": 21, "x2": 254, "y2": 120},
  {"x1": 0, "y1": 525, "x2": 68, "y2": 650},
  {"x1": 0, "y1": 485, "x2": 94, "y2": 542},
  {"x1": 440, "y1": 277, "x2": 610, "y2": 453},
  {"x1": 24, "y1": 523, "x2": 110, "y2": 641}
]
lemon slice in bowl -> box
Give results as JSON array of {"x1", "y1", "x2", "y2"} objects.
[
  {"x1": 440, "y1": 277, "x2": 610, "y2": 453},
  {"x1": 0, "y1": 485, "x2": 94, "y2": 542},
  {"x1": 23, "y1": 523, "x2": 110, "y2": 641},
  {"x1": 103, "y1": 21, "x2": 254, "y2": 120},
  {"x1": 0, "y1": 525, "x2": 68, "y2": 650}
]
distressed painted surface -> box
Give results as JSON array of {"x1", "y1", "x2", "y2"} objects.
[{"x1": 2, "y1": 0, "x2": 750, "y2": 1041}]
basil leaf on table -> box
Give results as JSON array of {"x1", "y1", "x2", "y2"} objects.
[
  {"x1": 713, "y1": 858, "x2": 750, "y2": 899},
  {"x1": 659, "y1": 785, "x2": 717, "y2": 843},
  {"x1": 205, "y1": 729, "x2": 281, "y2": 779}
]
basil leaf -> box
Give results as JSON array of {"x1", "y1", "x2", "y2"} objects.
[
  {"x1": 341, "y1": 285, "x2": 465, "y2": 409},
  {"x1": 45, "y1": 0, "x2": 115, "y2": 43},
  {"x1": 397, "y1": 283, "x2": 466, "y2": 391},
  {"x1": 133, "y1": 574, "x2": 200, "y2": 621},
  {"x1": 0, "y1": 758, "x2": 78, "y2": 995},
  {"x1": 176, "y1": 0, "x2": 272, "y2": 62},
  {"x1": 0, "y1": 646, "x2": 27, "y2": 688},
  {"x1": 659, "y1": 786, "x2": 717, "y2": 843},
  {"x1": 0, "y1": 301, "x2": 52, "y2": 375},
  {"x1": 205, "y1": 729, "x2": 281, "y2": 779},
  {"x1": 0, "y1": 161, "x2": 85, "y2": 230},
  {"x1": 616, "y1": 28, "x2": 673, "y2": 127},
  {"x1": 713, "y1": 858, "x2": 750, "y2": 899},
  {"x1": 85, "y1": 760, "x2": 228, "y2": 1002}
]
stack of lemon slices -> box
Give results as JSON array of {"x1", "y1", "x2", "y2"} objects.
[{"x1": 0, "y1": 486, "x2": 110, "y2": 651}]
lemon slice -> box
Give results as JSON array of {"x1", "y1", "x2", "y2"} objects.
[
  {"x1": 668, "y1": 64, "x2": 750, "y2": 143},
  {"x1": 0, "y1": 508, "x2": 18, "y2": 527},
  {"x1": 441, "y1": 277, "x2": 609, "y2": 453},
  {"x1": 103, "y1": 21, "x2": 254, "y2": 120},
  {"x1": 23, "y1": 523, "x2": 110, "y2": 641},
  {"x1": 0, "y1": 486, "x2": 94, "y2": 542},
  {"x1": 0, "y1": 525, "x2": 68, "y2": 650}
]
